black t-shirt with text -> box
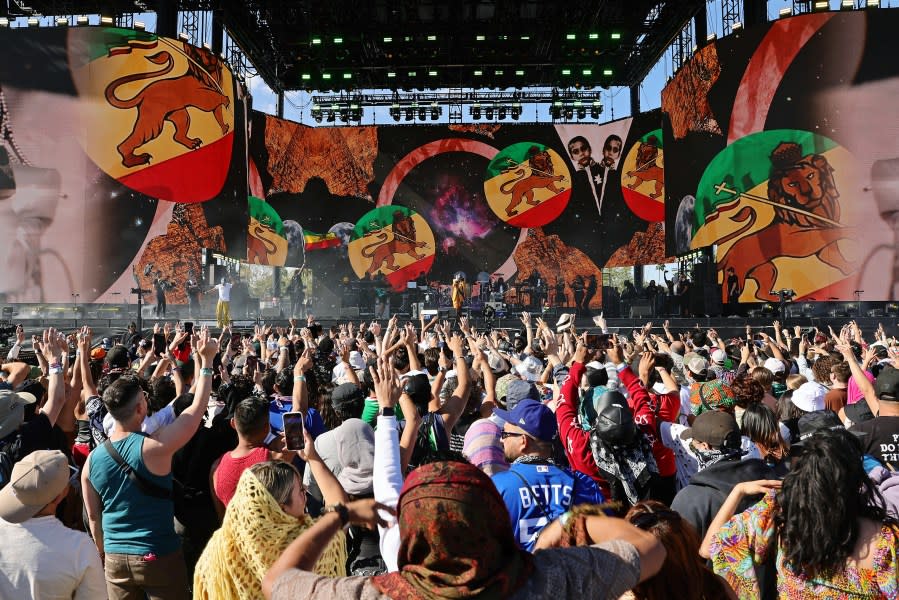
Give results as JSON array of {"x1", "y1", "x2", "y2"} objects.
[{"x1": 850, "y1": 416, "x2": 899, "y2": 468}]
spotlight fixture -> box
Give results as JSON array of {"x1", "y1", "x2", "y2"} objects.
[
  {"x1": 813, "y1": 0, "x2": 830, "y2": 10},
  {"x1": 27, "y1": 17, "x2": 39, "y2": 27},
  {"x1": 867, "y1": 0, "x2": 880, "y2": 6},
  {"x1": 76, "y1": 15, "x2": 88, "y2": 26},
  {"x1": 706, "y1": 32, "x2": 717, "y2": 41},
  {"x1": 840, "y1": 0, "x2": 855, "y2": 8},
  {"x1": 590, "y1": 100, "x2": 602, "y2": 119},
  {"x1": 485, "y1": 104, "x2": 494, "y2": 119},
  {"x1": 100, "y1": 16, "x2": 114, "y2": 25},
  {"x1": 56, "y1": 17, "x2": 68, "y2": 26},
  {"x1": 778, "y1": 7, "x2": 793, "y2": 17},
  {"x1": 471, "y1": 102, "x2": 482, "y2": 119},
  {"x1": 430, "y1": 102, "x2": 440, "y2": 120},
  {"x1": 0, "y1": 17, "x2": 8, "y2": 27},
  {"x1": 178, "y1": 31, "x2": 190, "y2": 41},
  {"x1": 134, "y1": 20, "x2": 145, "y2": 30},
  {"x1": 390, "y1": 103, "x2": 401, "y2": 122},
  {"x1": 498, "y1": 105, "x2": 507, "y2": 120},
  {"x1": 311, "y1": 104, "x2": 323, "y2": 122},
  {"x1": 731, "y1": 21, "x2": 742, "y2": 32},
  {"x1": 511, "y1": 102, "x2": 522, "y2": 120}
]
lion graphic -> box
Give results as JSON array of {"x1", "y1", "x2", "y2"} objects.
[
  {"x1": 626, "y1": 136, "x2": 664, "y2": 199},
  {"x1": 105, "y1": 42, "x2": 231, "y2": 168},
  {"x1": 361, "y1": 211, "x2": 428, "y2": 276},
  {"x1": 717, "y1": 142, "x2": 852, "y2": 302},
  {"x1": 247, "y1": 223, "x2": 279, "y2": 265},
  {"x1": 500, "y1": 146, "x2": 566, "y2": 216}
]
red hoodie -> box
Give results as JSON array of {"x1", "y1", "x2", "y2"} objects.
[
  {"x1": 556, "y1": 361, "x2": 611, "y2": 498},
  {"x1": 618, "y1": 367, "x2": 677, "y2": 478}
]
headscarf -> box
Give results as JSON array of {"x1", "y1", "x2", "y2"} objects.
[
  {"x1": 689, "y1": 380, "x2": 737, "y2": 416},
  {"x1": 334, "y1": 418, "x2": 376, "y2": 496},
  {"x1": 372, "y1": 461, "x2": 533, "y2": 599},
  {"x1": 193, "y1": 469, "x2": 346, "y2": 599}
]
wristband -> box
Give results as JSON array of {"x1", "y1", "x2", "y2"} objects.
[
  {"x1": 324, "y1": 503, "x2": 350, "y2": 527},
  {"x1": 200, "y1": 367, "x2": 214, "y2": 377},
  {"x1": 294, "y1": 374, "x2": 306, "y2": 382},
  {"x1": 48, "y1": 366, "x2": 64, "y2": 375},
  {"x1": 378, "y1": 406, "x2": 395, "y2": 417},
  {"x1": 49, "y1": 362, "x2": 61, "y2": 370}
]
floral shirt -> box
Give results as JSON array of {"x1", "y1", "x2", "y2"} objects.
[{"x1": 711, "y1": 491, "x2": 899, "y2": 599}]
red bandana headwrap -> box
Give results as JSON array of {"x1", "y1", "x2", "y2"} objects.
[{"x1": 372, "y1": 460, "x2": 533, "y2": 599}]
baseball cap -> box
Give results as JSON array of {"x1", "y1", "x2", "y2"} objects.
[
  {"x1": 795, "y1": 410, "x2": 862, "y2": 443},
  {"x1": 401, "y1": 373, "x2": 431, "y2": 406},
  {"x1": 874, "y1": 366, "x2": 899, "y2": 401},
  {"x1": 504, "y1": 379, "x2": 538, "y2": 412},
  {"x1": 684, "y1": 352, "x2": 709, "y2": 375},
  {"x1": 680, "y1": 411, "x2": 741, "y2": 449},
  {"x1": 90, "y1": 347, "x2": 107, "y2": 361},
  {"x1": 763, "y1": 357, "x2": 785, "y2": 374},
  {"x1": 101, "y1": 337, "x2": 111, "y2": 350},
  {"x1": 711, "y1": 349, "x2": 727, "y2": 365},
  {"x1": 0, "y1": 450, "x2": 70, "y2": 523},
  {"x1": 348, "y1": 351, "x2": 366, "y2": 372},
  {"x1": 494, "y1": 398, "x2": 557, "y2": 442},
  {"x1": 495, "y1": 373, "x2": 517, "y2": 408},
  {"x1": 844, "y1": 399, "x2": 876, "y2": 424},
  {"x1": 331, "y1": 383, "x2": 365, "y2": 410},
  {"x1": 105, "y1": 346, "x2": 131, "y2": 369},
  {"x1": 0, "y1": 389, "x2": 37, "y2": 440},
  {"x1": 515, "y1": 355, "x2": 543, "y2": 382},
  {"x1": 790, "y1": 381, "x2": 827, "y2": 413}
]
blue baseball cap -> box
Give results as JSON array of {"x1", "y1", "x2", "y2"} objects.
[{"x1": 494, "y1": 398, "x2": 557, "y2": 442}]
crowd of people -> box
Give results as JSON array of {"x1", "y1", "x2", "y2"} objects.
[{"x1": 0, "y1": 311, "x2": 897, "y2": 599}]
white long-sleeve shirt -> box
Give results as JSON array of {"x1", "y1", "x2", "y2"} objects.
[{"x1": 373, "y1": 414, "x2": 404, "y2": 572}]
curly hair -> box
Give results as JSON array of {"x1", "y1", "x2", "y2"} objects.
[
  {"x1": 731, "y1": 373, "x2": 764, "y2": 408},
  {"x1": 775, "y1": 428, "x2": 896, "y2": 578},
  {"x1": 626, "y1": 500, "x2": 732, "y2": 600},
  {"x1": 811, "y1": 355, "x2": 835, "y2": 387}
]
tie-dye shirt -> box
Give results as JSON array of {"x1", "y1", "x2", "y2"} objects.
[{"x1": 711, "y1": 491, "x2": 899, "y2": 599}]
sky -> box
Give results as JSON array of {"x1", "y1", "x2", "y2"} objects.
[{"x1": 6, "y1": 0, "x2": 888, "y2": 125}]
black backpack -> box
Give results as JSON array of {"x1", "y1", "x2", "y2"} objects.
[{"x1": 0, "y1": 432, "x2": 25, "y2": 490}]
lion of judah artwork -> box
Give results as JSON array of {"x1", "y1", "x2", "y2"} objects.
[
  {"x1": 104, "y1": 42, "x2": 231, "y2": 168},
  {"x1": 717, "y1": 141, "x2": 852, "y2": 301}
]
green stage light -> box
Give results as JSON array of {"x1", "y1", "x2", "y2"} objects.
[
  {"x1": 408, "y1": 70, "x2": 416, "y2": 77},
  {"x1": 427, "y1": 34, "x2": 437, "y2": 41},
  {"x1": 476, "y1": 35, "x2": 486, "y2": 41},
  {"x1": 520, "y1": 35, "x2": 530, "y2": 40},
  {"x1": 428, "y1": 70, "x2": 438, "y2": 76},
  {"x1": 566, "y1": 33, "x2": 576, "y2": 40},
  {"x1": 322, "y1": 73, "x2": 332, "y2": 79},
  {"x1": 383, "y1": 36, "x2": 393, "y2": 42},
  {"x1": 582, "y1": 68, "x2": 592, "y2": 75},
  {"x1": 562, "y1": 68, "x2": 571, "y2": 75},
  {"x1": 603, "y1": 68, "x2": 613, "y2": 76},
  {"x1": 334, "y1": 37, "x2": 343, "y2": 44},
  {"x1": 387, "y1": 71, "x2": 396, "y2": 78},
  {"x1": 495, "y1": 69, "x2": 504, "y2": 75},
  {"x1": 311, "y1": 37, "x2": 322, "y2": 45},
  {"x1": 474, "y1": 69, "x2": 483, "y2": 76},
  {"x1": 343, "y1": 72, "x2": 352, "y2": 79},
  {"x1": 611, "y1": 32, "x2": 621, "y2": 40},
  {"x1": 301, "y1": 73, "x2": 311, "y2": 80},
  {"x1": 588, "y1": 33, "x2": 599, "y2": 40},
  {"x1": 515, "y1": 69, "x2": 525, "y2": 76}
]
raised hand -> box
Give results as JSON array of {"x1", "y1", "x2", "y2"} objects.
[
  {"x1": 195, "y1": 327, "x2": 219, "y2": 364},
  {"x1": 294, "y1": 348, "x2": 314, "y2": 375}
]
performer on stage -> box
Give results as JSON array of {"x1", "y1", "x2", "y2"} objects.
[
  {"x1": 583, "y1": 274, "x2": 598, "y2": 316},
  {"x1": 287, "y1": 270, "x2": 305, "y2": 318},
  {"x1": 725, "y1": 266, "x2": 742, "y2": 316},
  {"x1": 451, "y1": 274, "x2": 466, "y2": 322},
  {"x1": 185, "y1": 273, "x2": 201, "y2": 318},
  {"x1": 554, "y1": 278, "x2": 566, "y2": 307},
  {"x1": 208, "y1": 275, "x2": 233, "y2": 329},
  {"x1": 153, "y1": 272, "x2": 168, "y2": 317},
  {"x1": 572, "y1": 275, "x2": 585, "y2": 316}
]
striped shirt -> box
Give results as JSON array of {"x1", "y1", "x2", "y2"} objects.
[{"x1": 462, "y1": 417, "x2": 509, "y2": 475}]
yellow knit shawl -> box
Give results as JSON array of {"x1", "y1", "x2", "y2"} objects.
[{"x1": 193, "y1": 468, "x2": 347, "y2": 599}]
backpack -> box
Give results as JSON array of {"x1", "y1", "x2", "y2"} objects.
[
  {"x1": 0, "y1": 432, "x2": 25, "y2": 490},
  {"x1": 588, "y1": 391, "x2": 658, "y2": 505},
  {"x1": 408, "y1": 412, "x2": 449, "y2": 472}
]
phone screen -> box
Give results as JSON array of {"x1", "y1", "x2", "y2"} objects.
[
  {"x1": 184, "y1": 322, "x2": 194, "y2": 335},
  {"x1": 283, "y1": 412, "x2": 305, "y2": 450},
  {"x1": 152, "y1": 333, "x2": 166, "y2": 356}
]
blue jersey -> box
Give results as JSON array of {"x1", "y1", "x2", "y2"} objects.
[{"x1": 491, "y1": 461, "x2": 604, "y2": 552}]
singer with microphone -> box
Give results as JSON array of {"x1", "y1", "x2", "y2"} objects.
[{"x1": 451, "y1": 274, "x2": 466, "y2": 324}]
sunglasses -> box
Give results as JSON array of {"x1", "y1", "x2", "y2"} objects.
[{"x1": 500, "y1": 431, "x2": 528, "y2": 440}]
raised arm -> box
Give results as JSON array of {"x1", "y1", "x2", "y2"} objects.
[
  {"x1": 146, "y1": 329, "x2": 216, "y2": 456},
  {"x1": 437, "y1": 334, "x2": 471, "y2": 433},
  {"x1": 293, "y1": 348, "x2": 313, "y2": 414},
  {"x1": 38, "y1": 329, "x2": 68, "y2": 426},
  {"x1": 299, "y1": 429, "x2": 348, "y2": 506}
]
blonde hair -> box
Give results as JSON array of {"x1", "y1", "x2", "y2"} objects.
[{"x1": 786, "y1": 374, "x2": 807, "y2": 391}]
